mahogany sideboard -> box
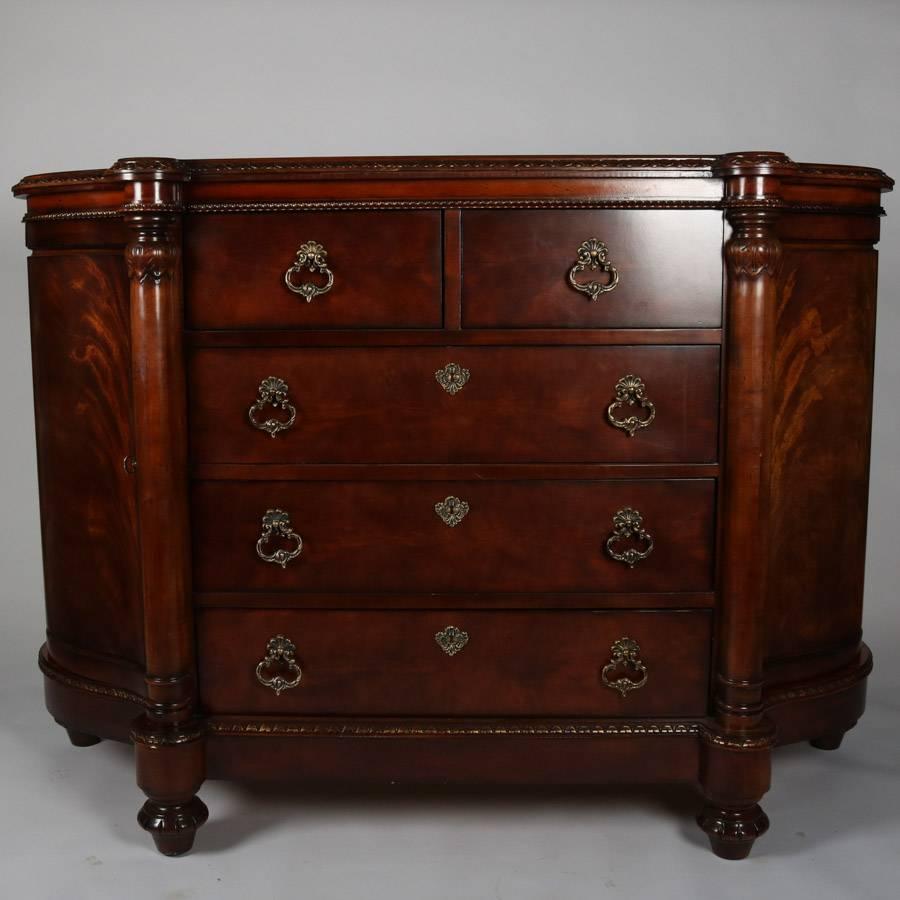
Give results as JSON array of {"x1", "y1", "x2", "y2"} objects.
[{"x1": 13, "y1": 153, "x2": 891, "y2": 859}]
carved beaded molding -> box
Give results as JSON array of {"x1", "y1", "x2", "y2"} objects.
[
  {"x1": 205, "y1": 720, "x2": 776, "y2": 749},
  {"x1": 207, "y1": 720, "x2": 702, "y2": 738},
  {"x1": 21, "y1": 199, "x2": 886, "y2": 223}
]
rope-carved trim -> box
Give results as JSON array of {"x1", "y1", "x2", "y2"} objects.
[
  {"x1": 38, "y1": 650, "x2": 149, "y2": 708},
  {"x1": 21, "y1": 200, "x2": 886, "y2": 223}
]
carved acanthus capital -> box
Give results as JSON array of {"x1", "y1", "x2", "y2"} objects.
[
  {"x1": 725, "y1": 208, "x2": 783, "y2": 280},
  {"x1": 125, "y1": 239, "x2": 179, "y2": 285},
  {"x1": 726, "y1": 235, "x2": 783, "y2": 279}
]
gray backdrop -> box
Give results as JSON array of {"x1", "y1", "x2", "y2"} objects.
[{"x1": 1, "y1": 1, "x2": 897, "y2": 898}]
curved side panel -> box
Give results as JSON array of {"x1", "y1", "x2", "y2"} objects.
[
  {"x1": 40, "y1": 645, "x2": 144, "y2": 743},
  {"x1": 28, "y1": 250, "x2": 144, "y2": 676},
  {"x1": 765, "y1": 235, "x2": 878, "y2": 685}
]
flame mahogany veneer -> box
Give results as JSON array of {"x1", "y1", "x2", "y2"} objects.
[{"x1": 14, "y1": 153, "x2": 891, "y2": 859}]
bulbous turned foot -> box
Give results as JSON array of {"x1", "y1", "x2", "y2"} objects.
[
  {"x1": 810, "y1": 730, "x2": 846, "y2": 751},
  {"x1": 65, "y1": 728, "x2": 102, "y2": 747},
  {"x1": 138, "y1": 796, "x2": 209, "y2": 857},
  {"x1": 697, "y1": 803, "x2": 770, "y2": 860}
]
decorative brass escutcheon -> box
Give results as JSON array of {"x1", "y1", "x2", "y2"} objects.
[
  {"x1": 435, "y1": 496, "x2": 469, "y2": 527},
  {"x1": 435, "y1": 362, "x2": 470, "y2": 395},
  {"x1": 435, "y1": 625, "x2": 469, "y2": 656},
  {"x1": 256, "y1": 508, "x2": 304, "y2": 568},
  {"x1": 568, "y1": 238, "x2": 619, "y2": 300},
  {"x1": 248, "y1": 376, "x2": 297, "y2": 437},
  {"x1": 605, "y1": 507, "x2": 654, "y2": 568},
  {"x1": 284, "y1": 240, "x2": 334, "y2": 301},
  {"x1": 601, "y1": 637, "x2": 648, "y2": 697},
  {"x1": 255, "y1": 635, "x2": 303, "y2": 695},
  {"x1": 606, "y1": 374, "x2": 656, "y2": 437}
]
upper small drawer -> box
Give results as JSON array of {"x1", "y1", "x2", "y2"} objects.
[
  {"x1": 185, "y1": 212, "x2": 443, "y2": 329},
  {"x1": 461, "y1": 210, "x2": 723, "y2": 328}
]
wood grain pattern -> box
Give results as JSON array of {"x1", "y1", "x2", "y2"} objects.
[
  {"x1": 28, "y1": 253, "x2": 143, "y2": 667},
  {"x1": 766, "y1": 247, "x2": 878, "y2": 665}
]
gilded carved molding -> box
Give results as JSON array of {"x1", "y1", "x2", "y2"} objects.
[
  {"x1": 207, "y1": 720, "x2": 702, "y2": 738},
  {"x1": 130, "y1": 720, "x2": 207, "y2": 747}
]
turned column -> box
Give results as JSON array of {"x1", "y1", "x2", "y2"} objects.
[
  {"x1": 115, "y1": 158, "x2": 207, "y2": 856},
  {"x1": 698, "y1": 153, "x2": 796, "y2": 859}
]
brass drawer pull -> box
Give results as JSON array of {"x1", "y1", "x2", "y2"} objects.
[
  {"x1": 435, "y1": 495, "x2": 469, "y2": 527},
  {"x1": 435, "y1": 625, "x2": 469, "y2": 656},
  {"x1": 256, "y1": 635, "x2": 303, "y2": 695},
  {"x1": 605, "y1": 507, "x2": 654, "y2": 568},
  {"x1": 601, "y1": 637, "x2": 648, "y2": 696},
  {"x1": 435, "y1": 362, "x2": 470, "y2": 395},
  {"x1": 248, "y1": 376, "x2": 297, "y2": 437},
  {"x1": 607, "y1": 375, "x2": 656, "y2": 437},
  {"x1": 568, "y1": 238, "x2": 619, "y2": 301},
  {"x1": 256, "y1": 509, "x2": 304, "y2": 568},
  {"x1": 284, "y1": 240, "x2": 334, "y2": 301}
]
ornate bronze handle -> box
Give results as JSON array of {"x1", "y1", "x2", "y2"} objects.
[
  {"x1": 607, "y1": 375, "x2": 656, "y2": 437},
  {"x1": 256, "y1": 508, "x2": 303, "y2": 568},
  {"x1": 434, "y1": 495, "x2": 469, "y2": 527},
  {"x1": 435, "y1": 362, "x2": 470, "y2": 395},
  {"x1": 248, "y1": 376, "x2": 297, "y2": 437},
  {"x1": 605, "y1": 507, "x2": 654, "y2": 568},
  {"x1": 435, "y1": 625, "x2": 469, "y2": 656},
  {"x1": 568, "y1": 238, "x2": 619, "y2": 300},
  {"x1": 284, "y1": 240, "x2": 334, "y2": 301},
  {"x1": 255, "y1": 635, "x2": 303, "y2": 695},
  {"x1": 601, "y1": 637, "x2": 648, "y2": 696}
]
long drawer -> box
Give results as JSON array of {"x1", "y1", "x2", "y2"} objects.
[
  {"x1": 189, "y1": 345, "x2": 720, "y2": 464},
  {"x1": 192, "y1": 479, "x2": 716, "y2": 594},
  {"x1": 461, "y1": 210, "x2": 723, "y2": 328},
  {"x1": 198, "y1": 608, "x2": 712, "y2": 716}
]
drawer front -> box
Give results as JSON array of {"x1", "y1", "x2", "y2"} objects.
[
  {"x1": 192, "y1": 479, "x2": 715, "y2": 593},
  {"x1": 190, "y1": 346, "x2": 720, "y2": 464},
  {"x1": 185, "y1": 213, "x2": 443, "y2": 329},
  {"x1": 198, "y1": 609, "x2": 712, "y2": 716},
  {"x1": 461, "y1": 210, "x2": 722, "y2": 328}
]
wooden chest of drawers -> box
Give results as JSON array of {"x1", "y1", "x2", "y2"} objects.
[{"x1": 15, "y1": 152, "x2": 891, "y2": 860}]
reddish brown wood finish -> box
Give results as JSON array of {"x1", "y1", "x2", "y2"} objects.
[
  {"x1": 185, "y1": 212, "x2": 442, "y2": 330},
  {"x1": 765, "y1": 247, "x2": 877, "y2": 666},
  {"x1": 14, "y1": 153, "x2": 891, "y2": 859},
  {"x1": 119, "y1": 162, "x2": 207, "y2": 854},
  {"x1": 189, "y1": 345, "x2": 720, "y2": 464},
  {"x1": 198, "y1": 609, "x2": 711, "y2": 717},
  {"x1": 191, "y1": 479, "x2": 716, "y2": 594},
  {"x1": 461, "y1": 210, "x2": 723, "y2": 328},
  {"x1": 206, "y1": 727, "x2": 701, "y2": 786},
  {"x1": 28, "y1": 252, "x2": 144, "y2": 670},
  {"x1": 715, "y1": 185, "x2": 782, "y2": 729}
]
